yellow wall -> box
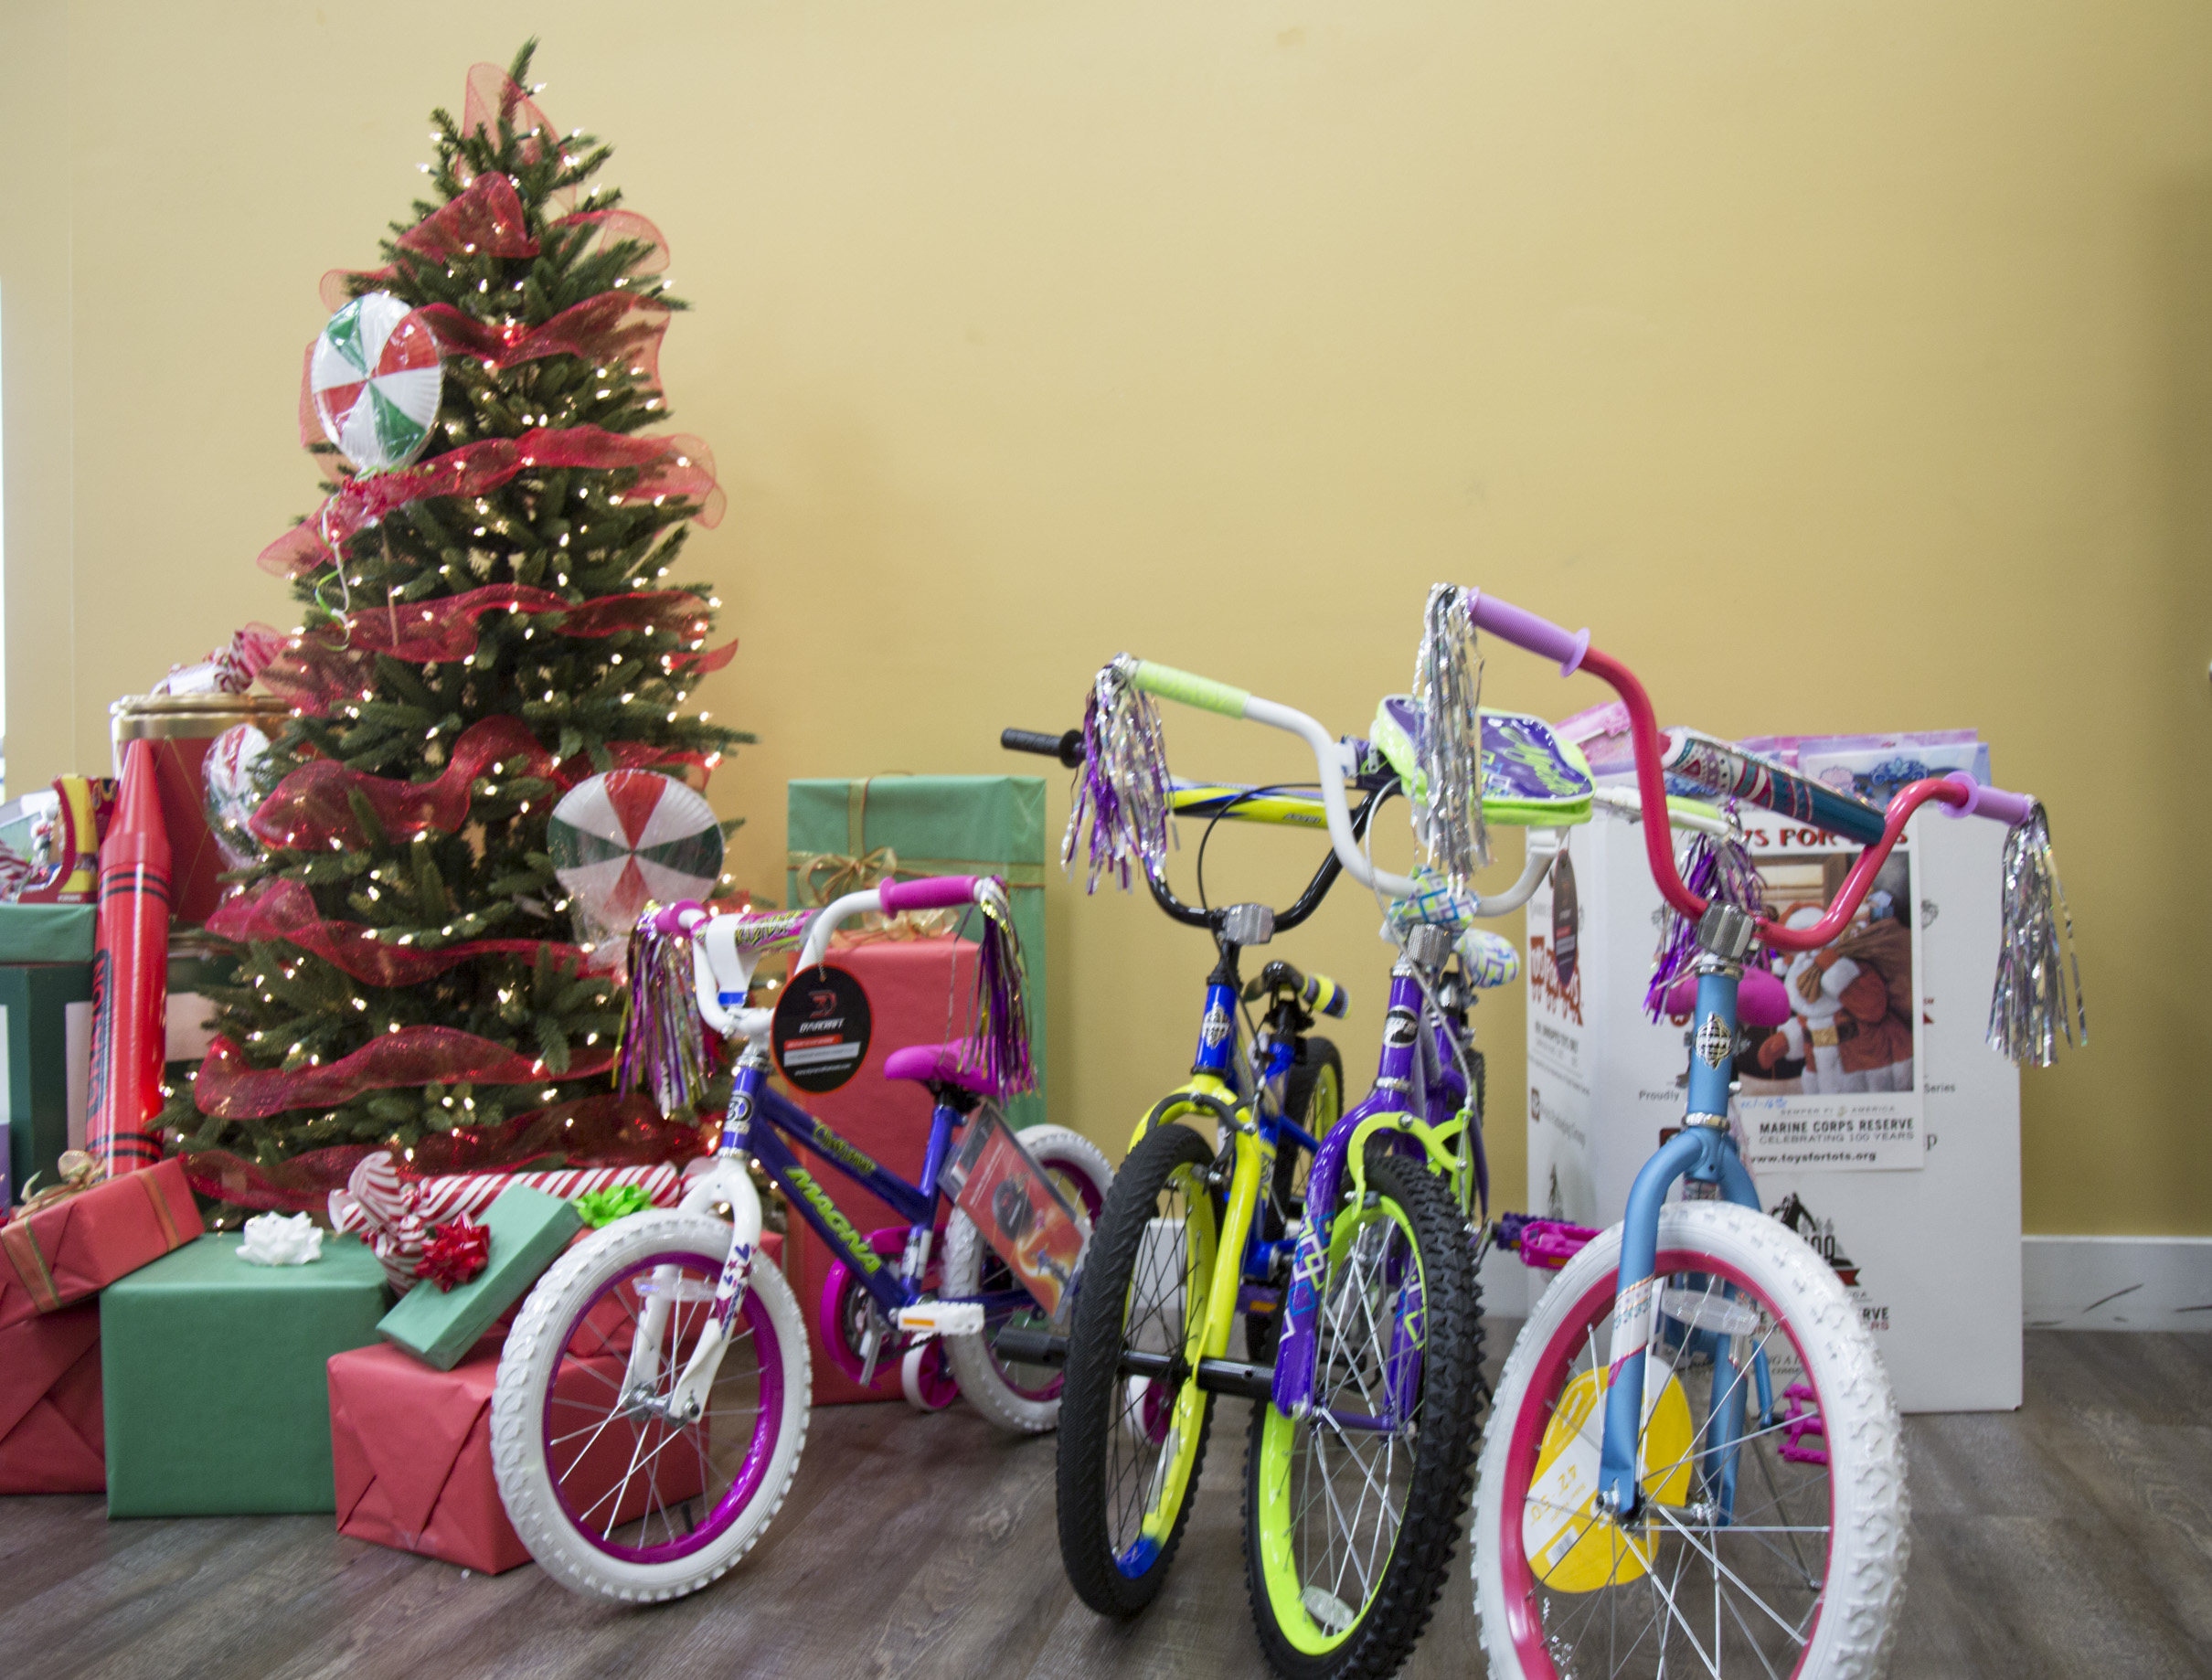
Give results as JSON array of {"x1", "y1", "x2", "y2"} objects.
[{"x1": 5, "y1": 2, "x2": 2207, "y2": 1233}]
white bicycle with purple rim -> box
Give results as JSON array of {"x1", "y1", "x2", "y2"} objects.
[{"x1": 488, "y1": 872, "x2": 1111, "y2": 1601}]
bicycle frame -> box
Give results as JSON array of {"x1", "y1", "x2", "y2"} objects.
[{"x1": 716, "y1": 1062, "x2": 1036, "y2": 1324}]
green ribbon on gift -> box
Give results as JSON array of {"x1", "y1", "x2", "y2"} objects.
[{"x1": 572, "y1": 1184, "x2": 655, "y2": 1228}]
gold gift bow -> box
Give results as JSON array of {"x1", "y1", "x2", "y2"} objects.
[{"x1": 13, "y1": 1150, "x2": 104, "y2": 1219}]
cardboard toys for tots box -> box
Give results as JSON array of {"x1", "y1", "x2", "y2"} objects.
[{"x1": 1523, "y1": 801, "x2": 2022, "y2": 1413}]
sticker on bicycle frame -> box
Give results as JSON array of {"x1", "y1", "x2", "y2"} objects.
[
  {"x1": 939, "y1": 1109, "x2": 1088, "y2": 1325},
  {"x1": 1696, "y1": 1013, "x2": 1732, "y2": 1069},
  {"x1": 1383, "y1": 1006, "x2": 1420, "y2": 1049},
  {"x1": 771, "y1": 964, "x2": 872, "y2": 1093},
  {"x1": 1611, "y1": 1274, "x2": 1655, "y2": 1359},
  {"x1": 1200, "y1": 1005, "x2": 1232, "y2": 1047}
]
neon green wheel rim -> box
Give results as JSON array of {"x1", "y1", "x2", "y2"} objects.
[{"x1": 1252, "y1": 1194, "x2": 1426, "y2": 1653}]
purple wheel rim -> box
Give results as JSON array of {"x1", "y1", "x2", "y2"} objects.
[{"x1": 541, "y1": 1246, "x2": 785, "y2": 1565}]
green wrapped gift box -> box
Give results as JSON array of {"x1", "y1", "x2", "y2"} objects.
[
  {"x1": 787, "y1": 776, "x2": 1048, "y2": 1132},
  {"x1": 377, "y1": 1186, "x2": 583, "y2": 1371},
  {"x1": 0, "y1": 905, "x2": 96, "y2": 964},
  {"x1": 101, "y1": 1233, "x2": 390, "y2": 1516},
  {"x1": 0, "y1": 962, "x2": 94, "y2": 1207}
]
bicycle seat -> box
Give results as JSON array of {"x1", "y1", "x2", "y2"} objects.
[
  {"x1": 882, "y1": 1037, "x2": 1004, "y2": 1098},
  {"x1": 1657, "y1": 965, "x2": 1792, "y2": 1027}
]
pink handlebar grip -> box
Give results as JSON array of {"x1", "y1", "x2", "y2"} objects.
[
  {"x1": 1937, "y1": 771, "x2": 2037, "y2": 827},
  {"x1": 877, "y1": 875, "x2": 981, "y2": 913},
  {"x1": 1467, "y1": 590, "x2": 1592, "y2": 677},
  {"x1": 650, "y1": 901, "x2": 708, "y2": 933}
]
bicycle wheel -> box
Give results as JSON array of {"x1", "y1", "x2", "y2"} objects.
[
  {"x1": 491, "y1": 1210, "x2": 811, "y2": 1601},
  {"x1": 941, "y1": 1123, "x2": 1115, "y2": 1432},
  {"x1": 1245, "y1": 1149, "x2": 1484, "y2": 1679},
  {"x1": 1472, "y1": 1199, "x2": 1907, "y2": 1679},
  {"x1": 1250, "y1": 1037, "x2": 1343, "y2": 1361},
  {"x1": 1057, "y1": 1119, "x2": 1222, "y2": 1616}
]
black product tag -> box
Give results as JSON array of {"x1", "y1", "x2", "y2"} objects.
[{"x1": 771, "y1": 964, "x2": 873, "y2": 1093}]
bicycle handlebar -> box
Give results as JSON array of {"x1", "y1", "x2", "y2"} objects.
[
  {"x1": 1001, "y1": 727, "x2": 1085, "y2": 769},
  {"x1": 1459, "y1": 586, "x2": 2037, "y2": 952},
  {"x1": 1122, "y1": 658, "x2": 1560, "y2": 917}
]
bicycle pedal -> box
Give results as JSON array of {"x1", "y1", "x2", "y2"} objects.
[{"x1": 896, "y1": 1301, "x2": 985, "y2": 1339}]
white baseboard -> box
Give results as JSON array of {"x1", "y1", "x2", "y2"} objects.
[{"x1": 2022, "y1": 1236, "x2": 2212, "y2": 1331}]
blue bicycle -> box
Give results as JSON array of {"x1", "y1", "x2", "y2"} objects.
[{"x1": 1434, "y1": 583, "x2": 2080, "y2": 1680}]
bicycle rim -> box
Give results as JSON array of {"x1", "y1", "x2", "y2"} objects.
[
  {"x1": 1251, "y1": 1190, "x2": 1427, "y2": 1653},
  {"x1": 1106, "y1": 1161, "x2": 1218, "y2": 1576},
  {"x1": 544, "y1": 1246, "x2": 785, "y2": 1564},
  {"x1": 1500, "y1": 1251, "x2": 1836, "y2": 1676}
]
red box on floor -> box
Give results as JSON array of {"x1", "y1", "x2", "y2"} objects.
[
  {"x1": 328, "y1": 1231, "x2": 782, "y2": 1573},
  {"x1": 778, "y1": 936, "x2": 977, "y2": 1405},
  {"x1": 0, "y1": 1156, "x2": 200, "y2": 1329},
  {"x1": 0, "y1": 1303, "x2": 104, "y2": 1493}
]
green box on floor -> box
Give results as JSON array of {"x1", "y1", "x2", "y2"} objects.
[
  {"x1": 377, "y1": 1186, "x2": 582, "y2": 1370},
  {"x1": 101, "y1": 1233, "x2": 390, "y2": 1516},
  {"x1": 787, "y1": 775, "x2": 1048, "y2": 1132},
  {"x1": 0, "y1": 962, "x2": 94, "y2": 1207}
]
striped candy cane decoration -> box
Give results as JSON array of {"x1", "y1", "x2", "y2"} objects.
[{"x1": 331, "y1": 1154, "x2": 685, "y2": 1292}]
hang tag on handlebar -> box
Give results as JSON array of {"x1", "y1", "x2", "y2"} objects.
[
  {"x1": 771, "y1": 964, "x2": 873, "y2": 1093},
  {"x1": 940, "y1": 1110, "x2": 1089, "y2": 1327}
]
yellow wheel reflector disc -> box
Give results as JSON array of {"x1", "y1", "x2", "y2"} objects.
[{"x1": 1521, "y1": 1358, "x2": 1696, "y2": 1592}]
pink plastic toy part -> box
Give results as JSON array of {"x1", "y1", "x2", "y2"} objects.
[
  {"x1": 1466, "y1": 590, "x2": 1591, "y2": 677},
  {"x1": 1497, "y1": 1212, "x2": 1601, "y2": 1271},
  {"x1": 1938, "y1": 770, "x2": 2035, "y2": 827},
  {"x1": 877, "y1": 874, "x2": 981, "y2": 914},
  {"x1": 649, "y1": 900, "x2": 707, "y2": 934},
  {"x1": 1779, "y1": 1381, "x2": 1829, "y2": 1465},
  {"x1": 1657, "y1": 967, "x2": 1792, "y2": 1028}
]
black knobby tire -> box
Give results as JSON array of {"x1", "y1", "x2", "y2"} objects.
[
  {"x1": 1057, "y1": 1121, "x2": 1220, "y2": 1617},
  {"x1": 1243, "y1": 1148, "x2": 1485, "y2": 1680}
]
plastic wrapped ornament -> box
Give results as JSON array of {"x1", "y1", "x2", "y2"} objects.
[
  {"x1": 309, "y1": 292, "x2": 444, "y2": 473},
  {"x1": 204, "y1": 723, "x2": 271, "y2": 867},
  {"x1": 548, "y1": 771, "x2": 724, "y2": 957}
]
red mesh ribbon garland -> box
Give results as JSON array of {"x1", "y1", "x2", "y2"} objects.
[
  {"x1": 179, "y1": 1090, "x2": 707, "y2": 1213},
  {"x1": 275, "y1": 584, "x2": 718, "y2": 665},
  {"x1": 414, "y1": 1214, "x2": 492, "y2": 1292},
  {"x1": 250, "y1": 715, "x2": 551, "y2": 851},
  {"x1": 257, "y1": 428, "x2": 724, "y2": 579},
  {"x1": 193, "y1": 1026, "x2": 615, "y2": 1121},
  {"x1": 416, "y1": 294, "x2": 672, "y2": 393},
  {"x1": 207, "y1": 878, "x2": 590, "y2": 987},
  {"x1": 317, "y1": 171, "x2": 542, "y2": 314}
]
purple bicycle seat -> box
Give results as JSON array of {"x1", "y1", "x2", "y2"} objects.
[
  {"x1": 882, "y1": 1037, "x2": 1003, "y2": 1098},
  {"x1": 1659, "y1": 966, "x2": 1792, "y2": 1027}
]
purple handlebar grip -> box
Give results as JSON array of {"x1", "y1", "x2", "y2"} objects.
[
  {"x1": 1467, "y1": 590, "x2": 1591, "y2": 676},
  {"x1": 651, "y1": 901, "x2": 707, "y2": 933},
  {"x1": 1939, "y1": 771, "x2": 2034, "y2": 826},
  {"x1": 877, "y1": 875, "x2": 980, "y2": 913}
]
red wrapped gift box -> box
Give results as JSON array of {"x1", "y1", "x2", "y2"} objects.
[
  {"x1": 777, "y1": 937, "x2": 976, "y2": 1405},
  {"x1": 0, "y1": 1303, "x2": 104, "y2": 1493},
  {"x1": 329, "y1": 1232, "x2": 781, "y2": 1573},
  {"x1": 0, "y1": 1155, "x2": 199, "y2": 1330}
]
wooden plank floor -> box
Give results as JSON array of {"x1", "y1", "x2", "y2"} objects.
[{"x1": 5, "y1": 1330, "x2": 2207, "y2": 1678}]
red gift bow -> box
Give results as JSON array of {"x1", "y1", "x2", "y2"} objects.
[{"x1": 414, "y1": 1215, "x2": 491, "y2": 1292}]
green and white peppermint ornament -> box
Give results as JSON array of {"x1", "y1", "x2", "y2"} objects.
[{"x1": 309, "y1": 292, "x2": 443, "y2": 473}]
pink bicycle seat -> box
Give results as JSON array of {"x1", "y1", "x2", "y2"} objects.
[
  {"x1": 1659, "y1": 966, "x2": 1792, "y2": 1027},
  {"x1": 882, "y1": 1037, "x2": 1002, "y2": 1098}
]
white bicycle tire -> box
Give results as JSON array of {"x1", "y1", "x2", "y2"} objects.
[
  {"x1": 1472, "y1": 1199, "x2": 1908, "y2": 1679},
  {"x1": 940, "y1": 1124, "x2": 1113, "y2": 1434},
  {"x1": 490, "y1": 1210, "x2": 811, "y2": 1601}
]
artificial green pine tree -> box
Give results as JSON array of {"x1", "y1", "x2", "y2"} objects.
[{"x1": 169, "y1": 42, "x2": 749, "y2": 1171}]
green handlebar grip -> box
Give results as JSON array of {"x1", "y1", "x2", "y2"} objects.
[{"x1": 1132, "y1": 660, "x2": 1252, "y2": 718}]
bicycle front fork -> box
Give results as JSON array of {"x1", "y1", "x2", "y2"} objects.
[{"x1": 1598, "y1": 936, "x2": 1767, "y2": 1519}]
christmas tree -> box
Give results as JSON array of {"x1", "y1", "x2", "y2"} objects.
[{"x1": 169, "y1": 43, "x2": 748, "y2": 1183}]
